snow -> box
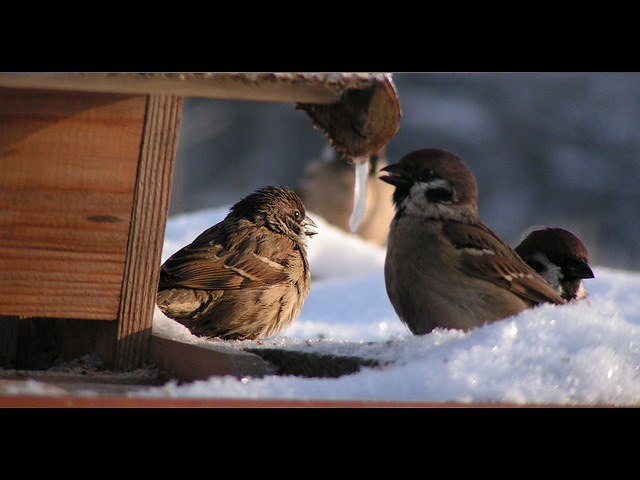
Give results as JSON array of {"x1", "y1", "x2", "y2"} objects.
[{"x1": 142, "y1": 206, "x2": 640, "y2": 405}]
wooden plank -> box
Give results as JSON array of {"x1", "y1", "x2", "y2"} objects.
[
  {"x1": 0, "y1": 88, "x2": 147, "y2": 319},
  {"x1": 0, "y1": 73, "x2": 403, "y2": 161},
  {"x1": 112, "y1": 95, "x2": 183, "y2": 370},
  {"x1": 149, "y1": 333, "x2": 269, "y2": 381},
  {"x1": 0, "y1": 72, "x2": 344, "y2": 104},
  {"x1": 0, "y1": 95, "x2": 182, "y2": 370}
]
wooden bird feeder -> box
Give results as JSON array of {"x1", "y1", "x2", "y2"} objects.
[{"x1": 0, "y1": 72, "x2": 401, "y2": 375}]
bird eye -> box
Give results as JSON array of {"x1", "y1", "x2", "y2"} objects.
[
  {"x1": 419, "y1": 169, "x2": 436, "y2": 182},
  {"x1": 293, "y1": 210, "x2": 301, "y2": 220}
]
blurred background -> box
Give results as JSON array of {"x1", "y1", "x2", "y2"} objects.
[{"x1": 169, "y1": 72, "x2": 640, "y2": 271}]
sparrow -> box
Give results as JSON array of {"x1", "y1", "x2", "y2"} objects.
[
  {"x1": 380, "y1": 148, "x2": 565, "y2": 335},
  {"x1": 296, "y1": 146, "x2": 395, "y2": 246},
  {"x1": 156, "y1": 186, "x2": 317, "y2": 340},
  {"x1": 515, "y1": 227, "x2": 594, "y2": 302}
]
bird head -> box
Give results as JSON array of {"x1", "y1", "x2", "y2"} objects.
[
  {"x1": 379, "y1": 148, "x2": 479, "y2": 221},
  {"x1": 231, "y1": 186, "x2": 317, "y2": 244},
  {"x1": 515, "y1": 227, "x2": 594, "y2": 301}
]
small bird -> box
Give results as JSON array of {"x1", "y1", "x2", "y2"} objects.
[
  {"x1": 296, "y1": 146, "x2": 395, "y2": 246},
  {"x1": 380, "y1": 148, "x2": 565, "y2": 335},
  {"x1": 157, "y1": 186, "x2": 317, "y2": 340},
  {"x1": 515, "y1": 227, "x2": 594, "y2": 302}
]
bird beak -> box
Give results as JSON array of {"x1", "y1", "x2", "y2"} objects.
[
  {"x1": 566, "y1": 261, "x2": 595, "y2": 280},
  {"x1": 379, "y1": 163, "x2": 413, "y2": 188},
  {"x1": 302, "y1": 215, "x2": 318, "y2": 237}
]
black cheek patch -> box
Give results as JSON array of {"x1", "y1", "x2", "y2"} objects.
[
  {"x1": 524, "y1": 258, "x2": 546, "y2": 274},
  {"x1": 392, "y1": 186, "x2": 410, "y2": 207},
  {"x1": 425, "y1": 187, "x2": 454, "y2": 203}
]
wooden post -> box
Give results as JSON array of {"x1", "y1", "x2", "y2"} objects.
[
  {"x1": 0, "y1": 89, "x2": 182, "y2": 370},
  {"x1": 114, "y1": 95, "x2": 182, "y2": 370}
]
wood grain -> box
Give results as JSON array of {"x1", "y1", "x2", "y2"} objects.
[
  {"x1": 114, "y1": 95, "x2": 182, "y2": 369},
  {"x1": 0, "y1": 72, "x2": 344, "y2": 104},
  {"x1": 0, "y1": 88, "x2": 147, "y2": 319}
]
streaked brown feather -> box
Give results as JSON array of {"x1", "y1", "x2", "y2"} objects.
[
  {"x1": 156, "y1": 185, "x2": 314, "y2": 340},
  {"x1": 159, "y1": 222, "x2": 292, "y2": 290},
  {"x1": 441, "y1": 220, "x2": 565, "y2": 305}
]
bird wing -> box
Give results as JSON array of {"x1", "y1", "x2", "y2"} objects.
[
  {"x1": 441, "y1": 220, "x2": 565, "y2": 306},
  {"x1": 159, "y1": 223, "x2": 291, "y2": 291}
]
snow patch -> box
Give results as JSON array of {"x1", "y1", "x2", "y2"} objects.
[{"x1": 144, "y1": 207, "x2": 640, "y2": 405}]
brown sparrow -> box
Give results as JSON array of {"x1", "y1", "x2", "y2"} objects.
[
  {"x1": 380, "y1": 148, "x2": 565, "y2": 335},
  {"x1": 296, "y1": 146, "x2": 395, "y2": 246},
  {"x1": 515, "y1": 227, "x2": 594, "y2": 302},
  {"x1": 157, "y1": 186, "x2": 317, "y2": 340}
]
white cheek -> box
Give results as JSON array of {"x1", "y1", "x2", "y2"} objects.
[
  {"x1": 396, "y1": 179, "x2": 479, "y2": 223},
  {"x1": 530, "y1": 252, "x2": 562, "y2": 292},
  {"x1": 400, "y1": 182, "x2": 459, "y2": 220},
  {"x1": 403, "y1": 184, "x2": 429, "y2": 212}
]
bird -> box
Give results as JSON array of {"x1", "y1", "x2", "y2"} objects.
[
  {"x1": 379, "y1": 148, "x2": 565, "y2": 335},
  {"x1": 515, "y1": 227, "x2": 594, "y2": 302},
  {"x1": 156, "y1": 185, "x2": 317, "y2": 340},
  {"x1": 296, "y1": 145, "x2": 395, "y2": 246}
]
